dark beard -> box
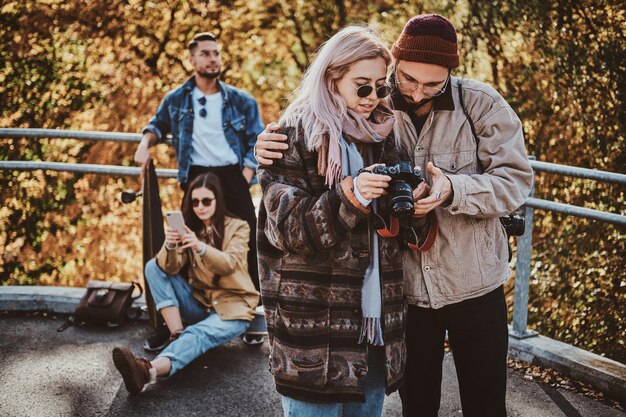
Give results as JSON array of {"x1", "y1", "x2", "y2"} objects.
[
  {"x1": 401, "y1": 96, "x2": 434, "y2": 112},
  {"x1": 391, "y1": 83, "x2": 434, "y2": 114},
  {"x1": 197, "y1": 69, "x2": 221, "y2": 80}
]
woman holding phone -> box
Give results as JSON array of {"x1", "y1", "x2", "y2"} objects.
[
  {"x1": 258, "y1": 26, "x2": 418, "y2": 417},
  {"x1": 111, "y1": 172, "x2": 259, "y2": 394}
]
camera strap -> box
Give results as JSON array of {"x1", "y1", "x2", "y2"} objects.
[
  {"x1": 405, "y1": 211, "x2": 438, "y2": 252},
  {"x1": 374, "y1": 211, "x2": 437, "y2": 251},
  {"x1": 375, "y1": 214, "x2": 400, "y2": 238},
  {"x1": 458, "y1": 79, "x2": 521, "y2": 247},
  {"x1": 457, "y1": 78, "x2": 479, "y2": 149}
]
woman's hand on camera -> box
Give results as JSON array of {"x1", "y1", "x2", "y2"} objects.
[
  {"x1": 356, "y1": 164, "x2": 391, "y2": 201},
  {"x1": 180, "y1": 226, "x2": 205, "y2": 253},
  {"x1": 165, "y1": 227, "x2": 182, "y2": 249}
]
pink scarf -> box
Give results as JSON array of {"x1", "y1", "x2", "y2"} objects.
[{"x1": 318, "y1": 102, "x2": 395, "y2": 188}]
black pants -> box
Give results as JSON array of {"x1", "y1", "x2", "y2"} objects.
[
  {"x1": 401, "y1": 286, "x2": 508, "y2": 417},
  {"x1": 183, "y1": 165, "x2": 259, "y2": 291}
]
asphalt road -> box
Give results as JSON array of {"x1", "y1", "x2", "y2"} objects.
[{"x1": 0, "y1": 314, "x2": 622, "y2": 417}]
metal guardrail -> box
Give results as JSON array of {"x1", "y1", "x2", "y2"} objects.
[
  {"x1": 509, "y1": 156, "x2": 625, "y2": 339},
  {"x1": 1, "y1": 128, "x2": 625, "y2": 340},
  {"x1": 0, "y1": 161, "x2": 177, "y2": 178},
  {"x1": 526, "y1": 198, "x2": 625, "y2": 225},
  {"x1": 530, "y1": 160, "x2": 626, "y2": 184},
  {"x1": 0, "y1": 128, "x2": 142, "y2": 143}
]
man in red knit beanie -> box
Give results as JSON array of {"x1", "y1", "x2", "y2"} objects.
[
  {"x1": 389, "y1": 14, "x2": 532, "y2": 417},
  {"x1": 255, "y1": 13, "x2": 533, "y2": 417}
]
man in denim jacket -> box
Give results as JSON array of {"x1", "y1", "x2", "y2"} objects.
[{"x1": 134, "y1": 33, "x2": 263, "y2": 349}]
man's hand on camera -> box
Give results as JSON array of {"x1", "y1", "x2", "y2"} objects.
[
  {"x1": 254, "y1": 122, "x2": 288, "y2": 165},
  {"x1": 414, "y1": 162, "x2": 453, "y2": 216},
  {"x1": 355, "y1": 164, "x2": 391, "y2": 201},
  {"x1": 412, "y1": 181, "x2": 431, "y2": 217}
]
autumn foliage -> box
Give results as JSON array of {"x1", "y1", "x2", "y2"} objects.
[{"x1": 0, "y1": 1, "x2": 624, "y2": 362}]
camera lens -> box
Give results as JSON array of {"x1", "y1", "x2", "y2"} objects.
[{"x1": 390, "y1": 181, "x2": 414, "y2": 217}]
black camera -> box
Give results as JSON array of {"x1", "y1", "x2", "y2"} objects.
[
  {"x1": 373, "y1": 162, "x2": 423, "y2": 218},
  {"x1": 500, "y1": 214, "x2": 525, "y2": 236}
]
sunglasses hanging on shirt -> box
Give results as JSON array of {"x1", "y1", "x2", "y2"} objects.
[{"x1": 198, "y1": 96, "x2": 207, "y2": 118}]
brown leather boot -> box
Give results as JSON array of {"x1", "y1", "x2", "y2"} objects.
[{"x1": 112, "y1": 347, "x2": 153, "y2": 394}]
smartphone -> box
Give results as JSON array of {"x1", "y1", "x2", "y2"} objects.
[{"x1": 165, "y1": 211, "x2": 186, "y2": 235}]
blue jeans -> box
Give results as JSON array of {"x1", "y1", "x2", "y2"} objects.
[
  {"x1": 280, "y1": 347, "x2": 386, "y2": 417},
  {"x1": 145, "y1": 259, "x2": 249, "y2": 376}
]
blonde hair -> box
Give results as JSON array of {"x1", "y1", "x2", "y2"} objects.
[{"x1": 279, "y1": 26, "x2": 391, "y2": 150}]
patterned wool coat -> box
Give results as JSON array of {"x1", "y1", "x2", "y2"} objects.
[{"x1": 257, "y1": 125, "x2": 417, "y2": 403}]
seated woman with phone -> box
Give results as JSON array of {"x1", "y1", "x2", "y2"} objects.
[{"x1": 111, "y1": 172, "x2": 259, "y2": 394}]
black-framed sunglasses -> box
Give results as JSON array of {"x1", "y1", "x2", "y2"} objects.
[
  {"x1": 351, "y1": 83, "x2": 391, "y2": 98},
  {"x1": 192, "y1": 197, "x2": 215, "y2": 207},
  {"x1": 198, "y1": 96, "x2": 207, "y2": 118}
]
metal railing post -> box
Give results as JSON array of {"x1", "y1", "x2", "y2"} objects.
[{"x1": 512, "y1": 156, "x2": 538, "y2": 339}]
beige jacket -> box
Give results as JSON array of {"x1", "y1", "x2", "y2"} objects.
[
  {"x1": 156, "y1": 216, "x2": 259, "y2": 321},
  {"x1": 394, "y1": 76, "x2": 533, "y2": 308}
]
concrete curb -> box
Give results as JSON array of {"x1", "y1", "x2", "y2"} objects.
[
  {"x1": 0, "y1": 285, "x2": 147, "y2": 317},
  {"x1": 1, "y1": 286, "x2": 624, "y2": 402},
  {"x1": 509, "y1": 330, "x2": 626, "y2": 402}
]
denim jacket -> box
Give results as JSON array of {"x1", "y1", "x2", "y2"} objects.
[{"x1": 142, "y1": 76, "x2": 264, "y2": 183}]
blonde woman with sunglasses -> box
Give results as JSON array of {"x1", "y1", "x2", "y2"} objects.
[{"x1": 257, "y1": 26, "x2": 429, "y2": 417}]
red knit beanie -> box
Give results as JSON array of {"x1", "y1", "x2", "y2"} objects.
[{"x1": 391, "y1": 14, "x2": 459, "y2": 69}]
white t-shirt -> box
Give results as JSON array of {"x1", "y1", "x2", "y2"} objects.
[{"x1": 190, "y1": 87, "x2": 239, "y2": 167}]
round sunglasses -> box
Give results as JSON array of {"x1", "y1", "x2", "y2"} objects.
[
  {"x1": 351, "y1": 83, "x2": 391, "y2": 98},
  {"x1": 192, "y1": 197, "x2": 215, "y2": 208},
  {"x1": 198, "y1": 96, "x2": 208, "y2": 118}
]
